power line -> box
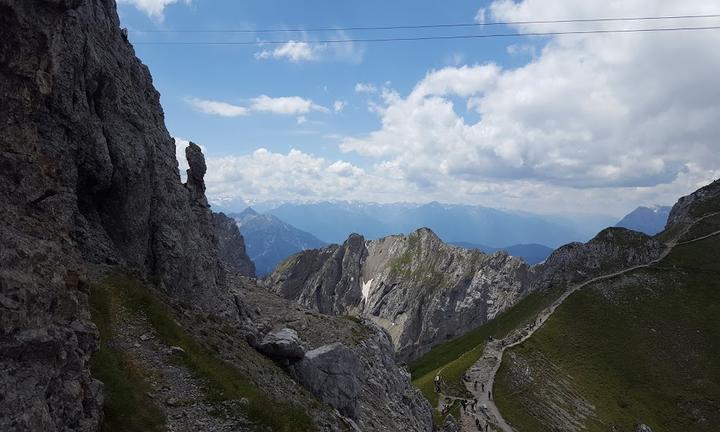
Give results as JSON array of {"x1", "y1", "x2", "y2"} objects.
[
  {"x1": 131, "y1": 13, "x2": 720, "y2": 34},
  {"x1": 132, "y1": 25, "x2": 720, "y2": 45}
]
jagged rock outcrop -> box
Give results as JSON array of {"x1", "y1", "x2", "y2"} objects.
[
  {"x1": 290, "y1": 342, "x2": 361, "y2": 418},
  {"x1": 0, "y1": 0, "x2": 235, "y2": 429},
  {"x1": 258, "y1": 328, "x2": 305, "y2": 360},
  {"x1": 266, "y1": 228, "x2": 535, "y2": 362},
  {"x1": 666, "y1": 179, "x2": 720, "y2": 228},
  {"x1": 212, "y1": 212, "x2": 256, "y2": 277},
  {"x1": 237, "y1": 279, "x2": 434, "y2": 431},
  {"x1": 535, "y1": 227, "x2": 665, "y2": 290}
]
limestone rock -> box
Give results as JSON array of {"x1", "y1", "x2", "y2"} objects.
[
  {"x1": 212, "y1": 212, "x2": 256, "y2": 277},
  {"x1": 290, "y1": 343, "x2": 361, "y2": 418},
  {"x1": 0, "y1": 0, "x2": 237, "y2": 429},
  {"x1": 635, "y1": 424, "x2": 653, "y2": 432},
  {"x1": 266, "y1": 228, "x2": 535, "y2": 362},
  {"x1": 258, "y1": 328, "x2": 305, "y2": 359}
]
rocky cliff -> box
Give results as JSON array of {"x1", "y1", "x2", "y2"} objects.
[
  {"x1": 666, "y1": 179, "x2": 720, "y2": 228},
  {"x1": 265, "y1": 225, "x2": 668, "y2": 363},
  {"x1": 0, "y1": 2, "x2": 434, "y2": 431},
  {"x1": 238, "y1": 278, "x2": 434, "y2": 431},
  {"x1": 0, "y1": 0, "x2": 244, "y2": 428},
  {"x1": 265, "y1": 228, "x2": 536, "y2": 362},
  {"x1": 212, "y1": 212, "x2": 256, "y2": 277}
]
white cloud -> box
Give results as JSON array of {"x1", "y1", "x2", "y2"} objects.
[
  {"x1": 333, "y1": 100, "x2": 347, "y2": 112},
  {"x1": 254, "y1": 33, "x2": 364, "y2": 64},
  {"x1": 296, "y1": 116, "x2": 307, "y2": 125},
  {"x1": 355, "y1": 83, "x2": 377, "y2": 93},
  {"x1": 118, "y1": 0, "x2": 190, "y2": 20},
  {"x1": 339, "y1": 0, "x2": 720, "y2": 200},
  {"x1": 250, "y1": 95, "x2": 328, "y2": 115},
  {"x1": 475, "y1": 8, "x2": 486, "y2": 24},
  {"x1": 187, "y1": 98, "x2": 248, "y2": 117},
  {"x1": 255, "y1": 41, "x2": 316, "y2": 62},
  {"x1": 188, "y1": 96, "x2": 328, "y2": 118},
  {"x1": 203, "y1": 149, "x2": 378, "y2": 203}
]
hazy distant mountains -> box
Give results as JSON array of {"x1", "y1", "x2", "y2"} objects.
[
  {"x1": 615, "y1": 205, "x2": 671, "y2": 235},
  {"x1": 263, "y1": 201, "x2": 615, "y2": 248},
  {"x1": 230, "y1": 208, "x2": 325, "y2": 276},
  {"x1": 451, "y1": 242, "x2": 554, "y2": 264}
]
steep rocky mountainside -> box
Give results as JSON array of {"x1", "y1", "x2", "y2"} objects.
[
  {"x1": 0, "y1": 0, "x2": 241, "y2": 429},
  {"x1": 666, "y1": 179, "x2": 720, "y2": 228},
  {"x1": 615, "y1": 205, "x2": 671, "y2": 235},
  {"x1": 231, "y1": 208, "x2": 325, "y2": 276},
  {"x1": 0, "y1": 1, "x2": 432, "y2": 431},
  {"x1": 213, "y1": 212, "x2": 256, "y2": 277},
  {"x1": 494, "y1": 181, "x2": 720, "y2": 432},
  {"x1": 451, "y1": 242, "x2": 554, "y2": 265},
  {"x1": 266, "y1": 228, "x2": 536, "y2": 362},
  {"x1": 266, "y1": 226, "x2": 665, "y2": 363}
]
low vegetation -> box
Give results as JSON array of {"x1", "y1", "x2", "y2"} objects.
[
  {"x1": 90, "y1": 269, "x2": 315, "y2": 432},
  {"x1": 494, "y1": 234, "x2": 720, "y2": 431},
  {"x1": 409, "y1": 287, "x2": 563, "y2": 412}
]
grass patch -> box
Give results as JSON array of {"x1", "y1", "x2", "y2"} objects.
[
  {"x1": 409, "y1": 287, "x2": 563, "y2": 409},
  {"x1": 494, "y1": 234, "x2": 720, "y2": 432},
  {"x1": 89, "y1": 280, "x2": 166, "y2": 432},
  {"x1": 91, "y1": 270, "x2": 316, "y2": 432}
]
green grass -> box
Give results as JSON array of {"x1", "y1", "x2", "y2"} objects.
[
  {"x1": 91, "y1": 270, "x2": 316, "y2": 432},
  {"x1": 409, "y1": 287, "x2": 563, "y2": 411},
  {"x1": 494, "y1": 234, "x2": 720, "y2": 432},
  {"x1": 89, "y1": 278, "x2": 166, "y2": 432}
]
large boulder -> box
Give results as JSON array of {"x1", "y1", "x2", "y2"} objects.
[
  {"x1": 258, "y1": 328, "x2": 304, "y2": 359},
  {"x1": 290, "y1": 343, "x2": 362, "y2": 418}
]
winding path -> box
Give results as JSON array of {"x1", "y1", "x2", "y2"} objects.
[{"x1": 455, "y1": 215, "x2": 720, "y2": 432}]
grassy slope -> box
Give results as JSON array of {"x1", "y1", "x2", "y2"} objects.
[
  {"x1": 495, "y1": 231, "x2": 720, "y2": 432},
  {"x1": 409, "y1": 287, "x2": 563, "y2": 411},
  {"x1": 90, "y1": 270, "x2": 316, "y2": 432}
]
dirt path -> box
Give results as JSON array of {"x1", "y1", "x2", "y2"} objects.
[
  {"x1": 458, "y1": 217, "x2": 720, "y2": 432},
  {"x1": 111, "y1": 302, "x2": 251, "y2": 432}
]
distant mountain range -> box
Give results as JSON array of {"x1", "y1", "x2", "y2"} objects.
[
  {"x1": 230, "y1": 208, "x2": 326, "y2": 276},
  {"x1": 615, "y1": 205, "x2": 671, "y2": 235},
  {"x1": 262, "y1": 201, "x2": 616, "y2": 248},
  {"x1": 451, "y1": 242, "x2": 554, "y2": 264}
]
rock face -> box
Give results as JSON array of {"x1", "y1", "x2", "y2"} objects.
[
  {"x1": 534, "y1": 227, "x2": 665, "y2": 290},
  {"x1": 266, "y1": 228, "x2": 535, "y2": 362},
  {"x1": 265, "y1": 226, "x2": 668, "y2": 363},
  {"x1": 666, "y1": 179, "x2": 720, "y2": 228},
  {"x1": 212, "y1": 212, "x2": 256, "y2": 277},
  {"x1": 258, "y1": 328, "x2": 305, "y2": 359},
  {"x1": 290, "y1": 343, "x2": 361, "y2": 418},
  {"x1": 0, "y1": 0, "x2": 235, "y2": 429},
  {"x1": 237, "y1": 279, "x2": 434, "y2": 431}
]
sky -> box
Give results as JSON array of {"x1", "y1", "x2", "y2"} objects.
[{"x1": 118, "y1": 0, "x2": 720, "y2": 216}]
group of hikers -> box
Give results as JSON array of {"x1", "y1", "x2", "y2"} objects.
[{"x1": 435, "y1": 372, "x2": 494, "y2": 431}]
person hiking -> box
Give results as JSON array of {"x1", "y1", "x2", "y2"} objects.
[
  {"x1": 488, "y1": 390, "x2": 492, "y2": 400},
  {"x1": 481, "y1": 382, "x2": 485, "y2": 392},
  {"x1": 474, "y1": 380, "x2": 478, "y2": 390}
]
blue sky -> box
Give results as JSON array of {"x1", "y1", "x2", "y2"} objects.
[{"x1": 117, "y1": 0, "x2": 720, "y2": 215}]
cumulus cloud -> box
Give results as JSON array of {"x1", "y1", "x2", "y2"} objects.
[
  {"x1": 202, "y1": 149, "x2": 381, "y2": 203},
  {"x1": 188, "y1": 96, "x2": 328, "y2": 118},
  {"x1": 333, "y1": 100, "x2": 347, "y2": 112},
  {"x1": 255, "y1": 41, "x2": 316, "y2": 62},
  {"x1": 254, "y1": 34, "x2": 364, "y2": 64},
  {"x1": 118, "y1": 0, "x2": 190, "y2": 20},
  {"x1": 187, "y1": 98, "x2": 248, "y2": 117},
  {"x1": 250, "y1": 95, "x2": 328, "y2": 115},
  {"x1": 355, "y1": 82, "x2": 378, "y2": 93},
  {"x1": 341, "y1": 0, "x2": 720, "y2": 194}
]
